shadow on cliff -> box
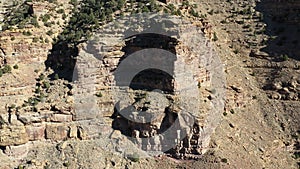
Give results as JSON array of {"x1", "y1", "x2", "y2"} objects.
[
  {"x1": 45, "y1": 41, "x2": 78, "y2": 81},
  {"x1": 255, "y1": 0, "x2": 300, "y2": 61}
]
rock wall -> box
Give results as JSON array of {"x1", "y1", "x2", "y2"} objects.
[
  {"x1": 72, "y1": 15, "x2": 223, "y2": 159},
  {"x1": 0, "y1": 12, "x2": 228, "y2": 161}
]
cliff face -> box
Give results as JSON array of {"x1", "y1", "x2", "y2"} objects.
[{"x1": 0, "y1": 0, "x2": 299, "y2": 168}]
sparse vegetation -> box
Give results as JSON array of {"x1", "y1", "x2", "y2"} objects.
[
  {"x1": 281, "y1": 54, "x2": 289, "y2": 61},
  {"x1": 13, "y1": 64, "x2": 19, "y2": 69},
  {"x1": 2, "y1": 65, "x2": 12, "y2": 74},
  {"x1": 212, "y1": 32, "x2": 218, "y2": 41},
  {"x1": 233, "y1": 49, "x2": 239, "y2": 54},
  {"x1": 221, "y1": 158, "x2": 228, "y2": 163},
  {"x1": 33, "y1": 37, "x2": 39, "y2": 43},
  {"x1": 2, "y1": 1, "x2": 35, "y2": 30},
  {"x1": 128, "y1": 153, "x2": 140, "y2": 162},
  {"x1": 54, "y1": 73, "x2": 59, "y2": 80},
  {"x1": 63, "y1": 161, "x2": 70, "y2": 167},
  {"x1": 43, "y1": 81, "x2": 51, "y2": 89},
  {"x1": 95, "y1": 92, "x2": 102, "y2": 97},
  {"x1": 23, "y1": 31, "x2": 32, "y2": 36}
]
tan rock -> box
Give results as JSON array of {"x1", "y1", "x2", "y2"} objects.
[
  {"x1": 4, "y1": 144, "x2": 29, "y2": 158},
  {"x1": 77, "y1": 126, "x2": 87, "y2": 140},
  {"x1": 50, "y1": 114, "x2": 73, "y2": 122},
  {"x1": 0, "y1": 126, "x2": 29, "y2": 146},
  {"x1": 68, "y1": 125, "x2": 77, "y2": 138},
  {"x1": 45, "y1": 124, "x2": 69, "y2": 140}
]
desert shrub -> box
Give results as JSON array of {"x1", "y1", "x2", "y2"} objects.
[
  {"x1": 95, "y1": 92, "x2": 102, "y2": 97},
  {"x1": 221, "y1": 158, "x2": 228, "y2": 163},
  {"x1": 41, "y1": 14, "x2": 51, "y2": 23},
  {"x1": 13, "y1": 64, "x2": 19, "y2": 69},
  {"x1": 23, "y1": 31, "x2": 32, "y2": 36},
  {"x1": 190, "y1": 8, "x2": 199, "y2": 17},
  {"x1": 38, "y1": 74, "x2": 45, "y2": 81},
  {"x1": 45, "y1": 38, "x2": 50, "y2": 43},
  {"x1": 57, "y1": 8, "x2": 64, "y2": 14},
  {"x1": 128, "y1": 153, "x2": 140, "y2": 162},
  {"x1": 212, "y1": 32, "x2": 218, "y2": 41},
  {"x1": 44, "y1": 22, "x2": 51, "y2": 27},
  {"x1": 2, "y1": 65, "x2": 12, "y2": 73},
  {"x1": 281, "y1": 54, "x2": 289, "y2": 61},
  {"x1": 27, "y1": 97, "x2": 39, "y2": 106},
  {"x1": 31, "y1": 17, "x2": 39, "y2": 27},
  {"x1": 33, "y1": 37, "x2": 39, "y2": 43},
  {"x1": 54, "y1": 73, "x2": 59, "y2": 80},
  {"x1": 62, "y1": 13, "x2": 67, "y2": 19},
  {"x1": 46, "y1": 30, "x2": 54, "y2": 36},
  {"x1": 42, "y1": 81, "x2": 51, "y2": 89},
  {"x1": 70, "y1": 0, "x2": 78, "y2": 6},
  {"x1": 233, "y1": 49, "x2": 239, "y2": 54}
]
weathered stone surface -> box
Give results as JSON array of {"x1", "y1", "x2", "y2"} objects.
[
  {"x1": 4, "y1": 144, "x2": 29, "y2": 158},
  {"x1": 0, "y1": 126, "x2": 29, "y2": 146},
  {"x1": 50, "y1": 114, "x2": 73, "y2": 122},
  {"x1": 45, "y1": 124, "x2": 69, "y2": 140},
  {"x1": 10, "y1": 114, "x2": 23, "y2": 126},
  {"x1": 75, "y1": 119, "x2": 108, "y2": 139},
  {"x1": 17, "y1": 112, "x2": 46, "y2": 125},
  {"x1": 68, "y1": 125, "x2": 77, "y2": 138},
  {"x1": 26, "y1": 123, "x2": 45, "y2": 141}
]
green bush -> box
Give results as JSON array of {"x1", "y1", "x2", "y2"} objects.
[
  {"x1": 38, "y1": 74, "x2": 45, "y2": 81},
  {"x1": 2, "y1": 65, "x2": 12, "y2": 73},
  {"x1": 44, "y1": 22, "x2": 51, "y2": 27},
  {"x1": 62, "y1": 13, "x2": 67, "y2": 19},
  {"x1": 212, "y1": 32, "x2": 218, "y2": 41},
  {"x1": 128, "y1": 153, "x2": 140, "y2": 162},
  {"x1": 42, "y1": 14, "x2": 51, "y2": 23},
  {"x1": 33, "y1": 37, "x2": 39, "y2": 43},
  {"x1": 57, "y1": 9, "x2": 65, "y2": 14},
  {"x1": 23, "y1": 31, "x2": 32, "y2": 36},
  {"x1": 43, "y1": 81, "x2": 51, "y2": 89},
  {"x1": 46, "y1": 30, "x2": 54, "y2": 36},
  {"x1": 31, "y1": 17, "x2": 39, "y2": 27},
  {"x1": 221, "y1": 158, "x2": 228, "y2": 163},
  {"x1": 13, "y1": 64, "x2": 19, "y2": 69},
  {"x1": 45, "y1": 38, "x2": 50, "y2": 43},
  {"x1": 27, "y1": 97, "x2": 39, "y2": 106},
  {"x1": 95, "y1": 92, "x2": 102, "y2": 97},
  {"x1": 3, "y1": 2, "x2": 33, "y2": 28},
  {"x1": 54, "y1": 73, "x2": 59, "y2": 80},
  {"x1": 281, "y1": 54, "x2": 289, "y2": 61}
]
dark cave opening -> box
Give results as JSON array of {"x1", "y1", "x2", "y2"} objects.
[{"x1": 129, "y1": 68, "x2": 174, "y2": 94}]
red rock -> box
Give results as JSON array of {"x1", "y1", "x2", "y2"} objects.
[{"x1": 26, "y1": 124, "x2": 45, "y2": 141}]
